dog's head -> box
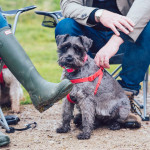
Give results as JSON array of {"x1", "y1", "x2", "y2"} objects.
[{"x1": 56, "y1": 34, "x2": 93, "y2": 70}]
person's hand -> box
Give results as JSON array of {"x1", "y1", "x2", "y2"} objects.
[
  {"x1": 95, "y1": 10, "x2": 135, "y2": 36},
  {"x1": 94, "y1": 35, "x2": 124, "y2": 68}
]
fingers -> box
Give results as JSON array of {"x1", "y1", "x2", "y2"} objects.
[
  {"x1": 103, "y1": 56, "x2": 110, "y2": 68},
  {"x1": 122, "y1": 16, "x2": 135, "y2": 27},
  {"x1": 99, "y1": 58, "x2": 104, "y2": 67},
  {"x1": 109, "y1": 15, "x2": 135, "y2": 35},
  {"x1": 114, "y1": 22, "x2": 129, "y2": 34},
  {"x1": 94, "y1": 55, "x2": 110, "y2": 68},
  {"x1": 110, "y1": 25, "x2": 120, "y2": 36},
  {"x1": 94, "y1": 55, "x2": 101, "y2": 67},
  {"x1": 119, "y1": 19, "x2": 133, "y2": 32}
]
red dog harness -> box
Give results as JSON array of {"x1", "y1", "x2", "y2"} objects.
[
  {"x1": 0, "y1": 58, "x2": 8, "y2": 84},
  {"x1": 67, "y1": 67, "x2": 104, "y2": 103},
  {"x1": 62, "y1": 55, "x2": 104, "y2": 104}
]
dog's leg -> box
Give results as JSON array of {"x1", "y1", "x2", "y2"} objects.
[
  {"x1": 56, "y1": 98, "x2": 74, "y2": 133},
  {"x1": 3, "y1": 69, "x2": 22, "y2": 113},
  {"x1": 109, "y1": 121, "x2": 122, "y2": 130},
  {"x1": 74, "y1": 114, "x2": 102, "y2": 130},
  {"x1": 9, "y1": 81, "x2": 21, "y2": 113},
  {"x1": 113, "y1": 98, "x2": 134, "y2": 129},
  {"x1": 77, "y1": 100, "x2": 95, "y2": 140},
  {"x1": 93, "y1": 117, "x2": 103, "y2": 129},
  {"x1": 117, "y1": 99, "x2": 130, "y2": 123},
  {"x1": 73, "y1": 113, "x2": 82, "y2": 128}
]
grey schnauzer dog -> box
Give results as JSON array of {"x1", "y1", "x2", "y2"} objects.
[{"x1": 56, "y1": 34, "x2": 138, "y2": 140}]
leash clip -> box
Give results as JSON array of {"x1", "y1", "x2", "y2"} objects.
[{"x1": 26, "y1": 122, "x2": 37, "y2": 129}]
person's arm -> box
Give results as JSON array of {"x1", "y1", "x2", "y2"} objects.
[
  {"x1": 94, "y1": 35, "x2": 123, "y2": 68},
  {"x1": 61, "y1": 0, "x2": 134, "y2": 37},
  {"x1": 94, "y1": 1, "x2": 150, "y2": 68},
  {"x1": 126, "y1": 0, "x2": 150, "y2": 42},
  {"x1": 60, "y1": 0, "x2": 97, "y2": 26},
  {"x1": 87, "y1": 9, "x2": 133, "y2": 42},
  {"x1": 94, "y1": 0, "x2": 150, "y2": 42},
  {"x1": 95, "y1": 9, "x2": 135, "y2": 37}
]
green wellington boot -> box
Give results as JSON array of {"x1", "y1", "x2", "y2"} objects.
[
  {"x1": 0, "y1": 131, "x2": 10, "y2": 147},
  {"x1": 0, "y1": 26, "x2": 73, "y2": 112}
]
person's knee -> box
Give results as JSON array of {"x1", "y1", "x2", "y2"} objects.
[
  {"x1": 0, "y1": 13, "x2": 8, "y2": 28},
  {"x1": 55, "y1": 18, "x2": 82, "y2": 37}
]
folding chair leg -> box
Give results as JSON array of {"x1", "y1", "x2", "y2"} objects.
[
  {"x1": 0, "y1": 107, "x2": 10, "y2": 132},
  {"x1": 142, "y1": 69, "x2": 149, "y2": 121}
]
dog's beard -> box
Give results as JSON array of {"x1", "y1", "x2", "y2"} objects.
[{"x1": 58, "y1": 56, "x2": 84, "y2": 69}]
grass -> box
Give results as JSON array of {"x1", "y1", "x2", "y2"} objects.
[{"x1": 1, "y1": 0, "x2": 120, "y2": 105}]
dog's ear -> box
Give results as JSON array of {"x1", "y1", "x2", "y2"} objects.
[
  {"x1": 56, "y1": 34, "x2": 70, "y2": 46},
  {"x1": 79, "y1": 36, "x2": 93, "y2": 52}
]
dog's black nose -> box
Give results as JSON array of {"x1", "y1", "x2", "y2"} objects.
[{"x1": 66, "y1": 56, "x2": 73, "y2": 62}]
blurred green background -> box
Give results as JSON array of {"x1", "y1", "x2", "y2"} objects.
[{"x1": 1, "y1": 0, "x2": 119, "y2": 104}]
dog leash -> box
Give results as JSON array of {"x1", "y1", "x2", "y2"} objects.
[{"x1": 6, "y1": 122, "x2": 37, "y2": 133}]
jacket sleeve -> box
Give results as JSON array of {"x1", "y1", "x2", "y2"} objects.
[
  {"x1": 126, "y1": 0, "x2": 150, "y2": 42},
  {"x1": 60, "y1": 0, "x2": 97, "y2": 26}
]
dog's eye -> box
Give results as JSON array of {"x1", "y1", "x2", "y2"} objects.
[
  {"x1": 73, "y1": 44, "x2": 83, "y2": 56},
  {"x1": 62, "y1": 46, "x2": 68, "y2": 52},
  {"x1": 75, "y1": 49, "x2": 81, "y2": 55},
  {"x1": 74, "y1": 47, "x2": 83, "y2": 56}
]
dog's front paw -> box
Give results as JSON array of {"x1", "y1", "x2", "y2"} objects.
[
  {"x1": 11, "y1": 109, "x2": 20, "y2": 114},
  {"x1": 56, "y1": 126, "x2": 70, "y2": 133},
  {"x1": 77, "y1": 132, "x2": 91, "y2": 140},
  {"x1": 109, "y1": 122, "x2": 121, "y2": 130}
]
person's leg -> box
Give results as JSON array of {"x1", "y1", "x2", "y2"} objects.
[
  {"x1": 0, "y1": 13, "x2": 8, "y2": 28},
  {"x1": 118, "y1": 22, "x2": 150, "y2": 93},
  {"x1": 55, "y1": 18, "x2": 107, "y2": 55},
  {"x1": 0, "y1": 13, "x2": 73, "y2": 112}
]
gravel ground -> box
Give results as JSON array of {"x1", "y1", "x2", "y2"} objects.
[{"x1": 1, "y1": 92, "x2": 150, "y2": 150}]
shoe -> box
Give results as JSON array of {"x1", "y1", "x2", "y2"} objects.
[
  {"x1": 124, "y1": 113, "x2": 141, "y2": 128},
  {"x1": 0, "y1": 26, "x2": 73, "y2": 112},
  {"x1": 124, "y1": 88, "x2": 142, "y2": 116},
  {"x1": 0, "y1": 131, "x2": 10, "y2": 147},
  {"x1": 123, "y1": 88, "x2": 142, "y2": 128}
]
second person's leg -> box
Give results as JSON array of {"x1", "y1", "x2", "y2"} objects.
[{"x1": 0, "y1": 13, "x2": 73, "y2": 113}]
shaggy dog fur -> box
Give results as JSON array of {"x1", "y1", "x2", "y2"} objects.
[
  {"x1": 0, "y1": 62, "x2": 23, "y2": 113},
  {"x1": 56, "y1": 34, "x2": 131, "y2": 140}
]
